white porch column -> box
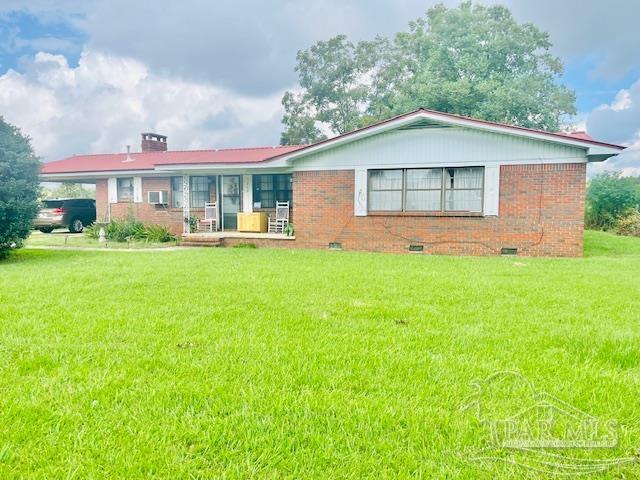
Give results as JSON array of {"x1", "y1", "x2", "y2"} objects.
[
  {"x1": 182, "y1": 175, "x2": 190, "y2": 234},
  {"x1": 242, "y1": 174, "x2": 253, "y2": 213}
]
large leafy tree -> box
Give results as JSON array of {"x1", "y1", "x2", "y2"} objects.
[
  {"x1": 42, "y1": 182, "x2": 96, "y2": 200},
  {"x1": 281, "y1": 2, "x2": 576, "y2": 144},
  {"x1": 0, "y1": 117, "x2": 40, "y2": 258},
  {"x1": 585, "y1": 172, "x2": 640, "y2": 230}
]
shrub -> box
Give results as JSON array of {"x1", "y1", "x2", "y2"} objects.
[
  {"x1": 89, "y1": 219, "x2": 177, "y2": 243},
  {"x1": 144, "y1": 224, "x2": 177, "y2": 243},
  {"x1": 284, "y1": 223, "x2": 294, "y2": 236},
  {"x1": 84, "y1": 223, "x2": 101, "y2": 239},
  {"x1": 107, "y1": 219, "x2": 145, "y2": 242},
  {"x1": 586, "y1": 172, "x2": 640, "y2": 230},
  {"x1": 189, "y1": 216, "x2": 198, "y2": 233},
  {"x1": 614, "y1": 209, "x2": 640, "y2": 237},
  {"x1": 0, "y1": 118, "x2": 40, "y2": 259}
]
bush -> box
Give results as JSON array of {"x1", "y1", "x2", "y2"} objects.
[
  {"x1": 614, "y1": 209, "x2": 640, "y2": 237},
  {"x1": 0, "y1": 118, "x2": 40, "y2": 259},
  {"x1": 144, "y1": 224, "x2": 177, "y2": 243},
  {"x1": 586, "y1": 172, "x2": 640, "y2": 230},
  {"x1": 105, "y1": 219, "x2": 146, "y2": 242},
  {"x1": 189, "y1": 216, "x2": 198, "y2": 233},
  {"x1": 86, "y1": 219, "x2": 177, "y2": 243},
  {"x1": 84, "y1": 223, "x2": 100, "y2": 239}
]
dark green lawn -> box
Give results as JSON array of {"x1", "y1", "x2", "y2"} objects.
[{"x1": 1, "y1": 231, "x2": 639, "y2": 478}]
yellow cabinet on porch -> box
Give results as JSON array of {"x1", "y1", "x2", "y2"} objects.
[{"x1": 237, "y1": 212, "x2": 268, "y2": 232}]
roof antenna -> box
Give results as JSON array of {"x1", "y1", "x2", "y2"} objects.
[{"x1": 122, "y1": 145, "x2": 134, "y2": 163}]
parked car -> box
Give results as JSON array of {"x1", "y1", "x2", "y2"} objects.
[{"x1": 34, "y1": 198, "x2": 96, "y2": 233}]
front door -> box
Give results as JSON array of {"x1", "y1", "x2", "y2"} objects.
[{"x1": 222, "y1": 175, "x2": 241, "y2": 230}]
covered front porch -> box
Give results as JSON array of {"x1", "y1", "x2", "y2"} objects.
[{"x1": 169, "y1": 172, "x2": 293, "y2": 235}]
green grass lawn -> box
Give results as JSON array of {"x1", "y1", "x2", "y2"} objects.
[
  {"x1": 1, "y1": 231, "x2": 639, "y2": 478},
  {"x1": 26, "y1": 230, "x2": 179, "y2": 249}
]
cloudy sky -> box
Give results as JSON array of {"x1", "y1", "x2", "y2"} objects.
[{"x1": 0, "y1": 0, "x2": 638, "y2": 174}]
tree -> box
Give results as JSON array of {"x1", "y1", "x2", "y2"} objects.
[
  {"x1": 585, "y1": 172, "x2": 640, "y2": 230},
  {"x1": 280, "y1": 91, "x2": 327, "y2": 145},
  {"x1": 41, "y1": 182, "x2": 96, "y2": 200},
  {"x1": 281, "y1": 2, "x2": 576, "y2": 144},
  {"x1": 0, "y1": 117, "x2": 40, "y2": 259}
]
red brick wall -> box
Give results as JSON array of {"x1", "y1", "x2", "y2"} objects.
[
  {"x1": 95, "y1": 164, "x2": 586, "y2": 256},
  {"x1": 95, "y1": 177, "x2": 183, "y2": 233},
  {"x1": 292, "y1": 164, "x2": 586, "y2": 256}
]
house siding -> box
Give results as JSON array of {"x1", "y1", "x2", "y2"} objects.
[
  {"x1": 292, "y1": 164, "x2": 585, "y2": 256},
  {"x1": 94, "y1": 163, "x2": 585, "y2": 256},
  {"x1": 95, "y1": 177, "x2": 183, "y2": 233},
  {"x1": 294, "y1": 127, "x2": 587, "y2": 171}
]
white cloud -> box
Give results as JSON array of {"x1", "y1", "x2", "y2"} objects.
[
  {"x1": 585, "y1": 77, "x2": 640, "y2": 177},
  {"x1": 6, "y1": 0, "x2": 634, "y2": 95},
  {"x1": 2, "y1": 0, "x2": 640, "y2": 169},
  {"x1": 0, "y1": 48, "x2": 285, "y2": 161}
]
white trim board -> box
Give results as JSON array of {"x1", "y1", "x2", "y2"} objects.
[{"x1": 291, "y1": 157, "x2": 587, "y2": 172}]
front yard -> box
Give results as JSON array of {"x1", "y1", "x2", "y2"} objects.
[
  {"x1": 26, "y1": 229, "x2": 179, "y2": 250},
  {"x1": 1, "y1": 231, "x2": 639, "y2": 478}
]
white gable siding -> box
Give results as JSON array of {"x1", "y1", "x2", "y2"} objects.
[{"x1": 293, "y1": 126, "x2": 587, "y2": 171}]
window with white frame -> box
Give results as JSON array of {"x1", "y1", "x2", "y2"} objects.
[
  {"x1": 444, "y1": 167, "x2": 484, "y2": 212},
  {"x1": 368, "y1": 169, "x2": 403, "y2": 211},
  {"x1": 171, "y1": 177, "x2": 183, "y2": 208},
  {"x1": 117, "y1": 177, "x2": 134, "y2": 202},
  {"x1": 368, "y1": 167, "x2": 484, "y2": 213},
  {"x1": 190, "y1": 176, "x2": 209, "y2": 208}
]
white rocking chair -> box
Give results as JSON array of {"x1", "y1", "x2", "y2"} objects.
[
  {"x1": 268, "y1": 201, "x2": 290, "y2": 233},
  {"x1": 197, "y1": 202, "x2": 218, "y2": 232}
]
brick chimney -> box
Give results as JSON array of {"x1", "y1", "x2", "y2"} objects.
[{"x1": 141, "y1": 133, "x2": 167, "y2": 152}]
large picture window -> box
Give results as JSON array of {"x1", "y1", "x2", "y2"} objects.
[
  {"x1": 190, "y1": 176, "x2": 209, "y2": 208},
  {"x1": 253, "y1": 174, "x2": 292, "y2": 208},
  {"x1": 171, "y1": 177, "x2": 183, "y2": 208},
  {"x1": 368, "y1": 169, "x2": 403, "y2": 211},
  {"x1": 444, "y1": 167, "x2": 484, "y2": 212},
  {"x1": 117, "y1": 177, "x2": 134, "y2": 202},
  {"x1": 368, "y1": 167, "x2": 483, "y2": 213}
]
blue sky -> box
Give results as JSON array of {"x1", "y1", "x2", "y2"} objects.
[
  {"x1": 0, "y1": 10, "x2": 81, "y2": 66},
  {"x1": 0, "y1": 1, "x2": 638, "y2": 174}
]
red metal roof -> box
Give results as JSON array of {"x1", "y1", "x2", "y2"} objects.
[
  {"x1": 41, "y1": 145, "x2": 306, "y2": 174},
  {"x1": 562, "y1": 131, "x2": 596, "y2": 142},
  {"x1": 41, "y1": 108, "x2": 624, "y2": 176}
]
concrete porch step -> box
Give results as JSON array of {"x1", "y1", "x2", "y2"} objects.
[
  {"x1": 180, "y1": 240, "x2": 221, "y2": 248},
  {"x1": 180, "y1": 234, "x2": 222, "y2": 247}
]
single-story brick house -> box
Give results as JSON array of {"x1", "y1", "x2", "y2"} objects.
[{"x1": 40, "y1": 108, "x2": 625, "y2": 256}]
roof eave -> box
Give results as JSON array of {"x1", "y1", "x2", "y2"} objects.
[
  {"x1": 587, "y1": 146, "x2": 624, "y2": 162},
  {"x1": 278, "y1": 109, "x2": 626, "y2": 163},
  {"x1": 40, "y1": 169, "x2": 156, "y2": 181}
]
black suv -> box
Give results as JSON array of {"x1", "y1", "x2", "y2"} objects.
[{"x1": 34, "y1": 199, "x2": 96, "y2": 233}]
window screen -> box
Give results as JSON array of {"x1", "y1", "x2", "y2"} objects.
[
  {"x1": 117, "y1": 178, "x2": 134, "y2": 202},
  {"x1": 190, "y1": 176, "x2": 209, "y2": 208}
]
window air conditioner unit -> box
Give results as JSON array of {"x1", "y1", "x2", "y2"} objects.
[{"x1": 148, "y1": 191, "x2": 168, "y2": 205}]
